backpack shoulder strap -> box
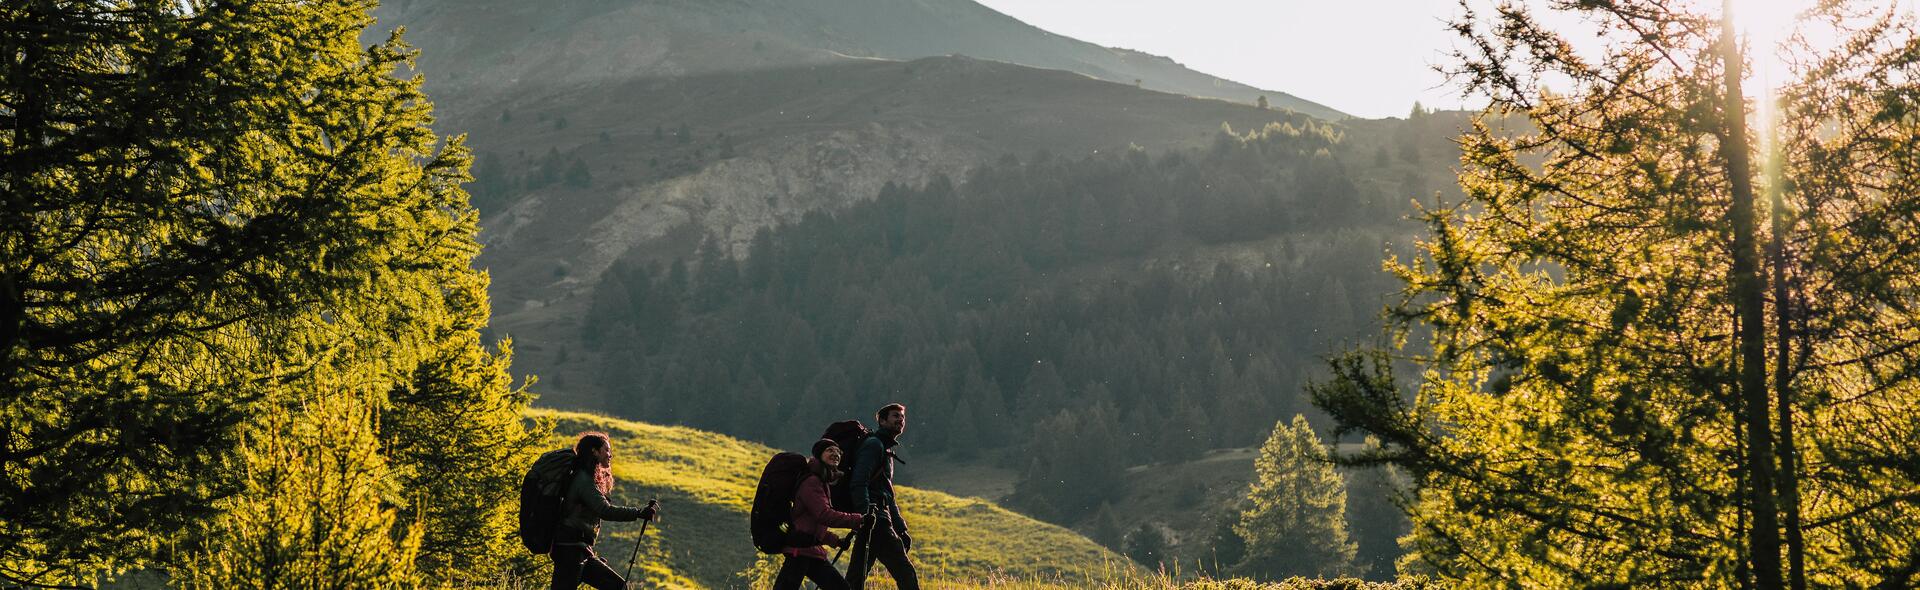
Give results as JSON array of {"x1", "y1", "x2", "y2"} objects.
[
  {"x1": 860, "y1": 445, "x2": 888, "y2": 482},
  {"x1": 560, "y1": 467, "x2": 582, "y2": 511},
  {"x1": 795, "y1": 471, "x2": 818, "y2": 498}
]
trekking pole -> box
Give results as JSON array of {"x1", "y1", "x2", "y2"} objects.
[
  {"x1": 856, "y1": 512, "x2": 880, "y2": 578},
  {"x1": 831, "y1": 506, "x2": 877, "y2": 566},
  {"x1": 623, "y1": 499, "x2": 658, "y2": 589},
  {"x1": 830, "y1": 536, "x2": 850, "y2": 566},
  {"x1": 857, "y1": 507, "x2": 882, "y2": 577}
]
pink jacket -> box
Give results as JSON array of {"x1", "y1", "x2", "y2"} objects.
[{"x1": 784, "y1": 466, "x2": 864, "y2": 560}]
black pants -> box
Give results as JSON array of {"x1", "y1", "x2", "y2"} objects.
[
  {"x1": 772, "y1": 555, "x2": 849, "y2": 590},
  {"x1": 549, "y1": 544, "x2": 624, "y2": 590},
  {"x1": 846, "y1": 514, "x2": 918, "y2": 590}
]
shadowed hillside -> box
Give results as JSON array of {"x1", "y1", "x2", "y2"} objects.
[{"x1": 441, "y1": 56, "x2": 1359, "y2": 410}]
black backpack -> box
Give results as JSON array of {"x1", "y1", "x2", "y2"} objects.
[
  {"x1": 748, "y1": 452, "x2": 824, "y2": 554},
  {"x1": 518, "y1": 448, "x2": 578, "y2": 554},
  {"x1": 820, "y1": 420, "x2": 873, "y2": 512}
]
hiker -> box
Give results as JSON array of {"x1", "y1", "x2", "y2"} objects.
[
  {"x1": 773, "y1": 439, "x2": 871, "y2": 590},
  {"x1": 846, "y1": 403, "x2": 918, "y2": 590},
  {"x1": 551, "y1": 431, "x2": 659, "y2": 590}
]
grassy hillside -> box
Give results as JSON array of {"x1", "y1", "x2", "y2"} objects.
[{"x1": 531, "y1": 409, "x2": 1131, "y2": 589}]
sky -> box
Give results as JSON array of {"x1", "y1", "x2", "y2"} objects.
[{"x1": 972, "y1": 0, "x2": 1910, "y2": 120}]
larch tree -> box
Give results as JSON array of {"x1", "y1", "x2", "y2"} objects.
[
  {"x1": 1310, "y1": 0, "x2": 1920, "y2": 588},
  {"x1": 1233, "y1": 414, "x2": 1358, "y2": 581}
]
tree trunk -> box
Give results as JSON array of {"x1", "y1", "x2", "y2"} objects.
[
  {"x1": 1721, "y1": 2, "x2": 1785, "y2": 588},
  {"x1": 1765, "y1": 101, "x2": 1809, "y2": 590}
]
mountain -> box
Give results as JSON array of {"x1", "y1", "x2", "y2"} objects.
[
  {"x1": 363, "y1": 0, "x2": 1404, "y2": 414},
  {"x1": 366, "y1": 0, "x2": 1465, "y2": 573},
  {"x1": 373, "y1": 0, "x2": 1344, "y2": 119},
  {"x1": 530, "y1": 409, "x2": 1129, "y2": 588}
]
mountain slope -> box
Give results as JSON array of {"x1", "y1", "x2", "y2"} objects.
[
  {"x1": 373, "y1": 0, "x2": 1344, "y2": 119},
  {"x1": 460, "y1": 55, "x2": 1321, "y2": 304},
  {"x1": 532, "y1": 409, "x2": 1131, "y2": 589},
  {"x1": 360, "y1": 0, "x2": 1471, "y2": 433},
  {"x1": 437, "y1": 55, "x2": 1334, "y2": 409}
]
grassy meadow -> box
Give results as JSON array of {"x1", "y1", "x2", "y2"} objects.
[{"x1": 534, "y1": 409, "x2": 1132, "y2": 589}]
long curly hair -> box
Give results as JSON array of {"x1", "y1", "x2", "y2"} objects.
[{"x1": 572, "y1": 431, "x2": 614, "y2": 495}]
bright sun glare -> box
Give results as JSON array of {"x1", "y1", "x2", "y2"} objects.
[
  {"x1": 1726, "y1": 0, "x2": 1823, "y2": 136},
  {"x1": 1730, "y1": 0, "x2": 1813, "y2": 94}
]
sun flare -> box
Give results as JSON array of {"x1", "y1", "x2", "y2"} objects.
[
  {"x1": 1734, "y1": 1, "x2": 1803, "y2": 92},
  {"x1": 1726, "y1": 0, "x2": 1822, "y2": 137}
]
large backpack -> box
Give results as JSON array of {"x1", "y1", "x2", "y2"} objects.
[
  {"x1": 820, "y1": 420, "x2": 873, "y2": 512},
  {"x1": 518, "y1": 448, "x2": 579, "y2": 554},
  {"x1": 748, "y1": 452, "x2": 824, "y2": 554}
]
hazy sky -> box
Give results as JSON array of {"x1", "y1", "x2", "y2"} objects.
[
  {"x1": 973, "y1": 0, "x2": 1912, "y2": 120},
  {"x1": 971, "y1": 0, "x2": 1474, "y2": 119}
]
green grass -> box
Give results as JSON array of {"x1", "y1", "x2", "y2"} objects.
[
  {"x1": 836, "y1": 569, "x2": 1443, "y2": 590},
  {"x1": 534, "y1": 409, "x2": 1134, "y2": 589}
]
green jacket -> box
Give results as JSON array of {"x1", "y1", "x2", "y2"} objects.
[{"x1": 556, "y1": 469, "x2": 649, "y2": 546}]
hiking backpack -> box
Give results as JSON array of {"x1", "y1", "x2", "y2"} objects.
[
  {"x1": 748, "y1": 451, "x2": 825, "y2": 554},
  {"x1": 820, "y1": 420, "x2": 872, "y2": 512},
  {"x1": 518, "y1": 448, "x2": 579, "y2": 554}
]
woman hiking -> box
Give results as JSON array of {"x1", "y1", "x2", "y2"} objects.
[
  {"x1": 552, "y1": 431, "x2": 659, "y2": 590},
  {"x1": 774, "y1": 439, "x2": 871, "y2": 590}
]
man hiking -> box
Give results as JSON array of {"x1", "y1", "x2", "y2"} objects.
[
  {"x1": 846, "y1": 403, "x2": 918, "y2": 590},
  {"x1": 552, "y1": 431, "x2": 659, "y2": 590}
]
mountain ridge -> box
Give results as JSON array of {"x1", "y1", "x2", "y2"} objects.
[{"x1": 373, "y1": 0, "x2": 1346, "y2": 120}]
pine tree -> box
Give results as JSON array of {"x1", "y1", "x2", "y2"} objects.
[
  {"x1": 693, "y1": 237, "x2": 740, "y2": 312},
  {"x1": 564, "y1": 157, "x2": 592, "y2": 188},
  {"x1": 1205, "y1": 514, "x2": 1246, "y2": 576},
  {"x1": 1125, "y1": 522, "x2": 1173, "y2": 570},
  {"x1": 1234, "y1": 415, "x2": 1356, "y2": 580},
  {"x1": 1090, "y1": 502, "x2": 1126, "y2": 549},
  {"x1": 179, "y1": 394, "x2": 424, "y2": 590},
  {"x1": 380, "y1": 268, "x2": 541, "y2": 582},
  {"x1": 2, "y1": 0, "x2": 540, "y2": 584},
  {"x1": 944, "y1": 396, "x2": 983, "y2": 459},
  {"x1": 1011, "y1": 403, "x2": 1125, "y2": 521}
]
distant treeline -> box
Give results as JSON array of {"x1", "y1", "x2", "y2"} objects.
[{"x1": 582, "y1": 121, "x2": 1411, "y2": 521}]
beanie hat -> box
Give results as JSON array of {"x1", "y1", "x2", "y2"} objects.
[{"x1": 811, "y1": 439, "x2": 838, "y2": 461}]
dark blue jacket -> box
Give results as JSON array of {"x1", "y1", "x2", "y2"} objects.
[{"x1": 847, "y1": 432, "x2": 905, "y2": 533}]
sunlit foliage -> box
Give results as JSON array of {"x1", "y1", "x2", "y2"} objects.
[
  {"x1": 1234, "y1": 415, "x2": 1358, "y2": 580},
  {"x1": 0, "y1": 1, "x2": 537, "y2": 586},
  {"x1": 1312, "y1": 1, "x2": 1920, "y2": 587}
]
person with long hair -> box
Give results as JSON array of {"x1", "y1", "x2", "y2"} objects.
[
  {"x1": 551, "y1": 431, "x2": 658, "y2": 590},
  {"x1": 774, "y1": 439, "x2": 870, "y2": 590}
]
